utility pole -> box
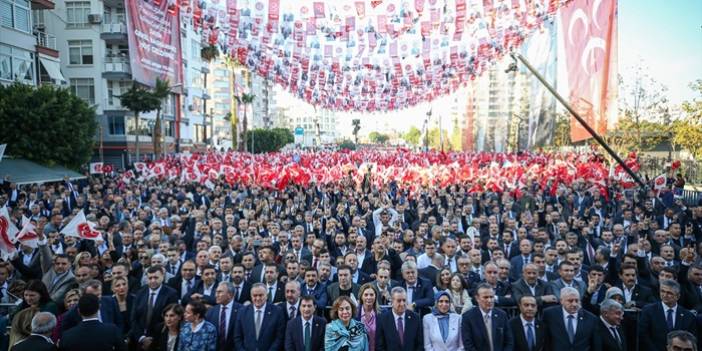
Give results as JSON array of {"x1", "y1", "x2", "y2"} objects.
[{"x1": 201, "y1": 66, "x2": 210, "y2": 149}]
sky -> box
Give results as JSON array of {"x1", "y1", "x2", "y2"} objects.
[{"x1": 276, "y1": 0, "x2": 702, "y2": 138}]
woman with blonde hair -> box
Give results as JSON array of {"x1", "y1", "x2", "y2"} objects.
[
  {"x1": 9, "y1": 307, "x2": 38, "y2": 348},
  {"x1": 325, "y1": 296, "x2": 369, "y2": 351},
  {"x1": 357, "y1": 283, "x2": 380, "y2": 351}
]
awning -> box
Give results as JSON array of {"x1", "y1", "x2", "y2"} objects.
[
  {"x1": 39, "y1": 57, "x2": 66, "y2": 83},
  {"x1": 0, "y1": 158, "x2": 85, "y2": 185}
]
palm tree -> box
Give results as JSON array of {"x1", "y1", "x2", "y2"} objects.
[
  {"x1": 224, "y1": 55, "x2": 243, "y2": 150},
  {"x1": 119, "y1": 83, "x2": 160, "y2": 162},
  {"x1": 235, "y1": 93, "x2": 255, "y2": 152},
  {"x1": 151, "y1": 78, "x2": 171, "y2": 158},
  {"x1": 352, "y1": 119, "x2": 361, "y2": 144}
]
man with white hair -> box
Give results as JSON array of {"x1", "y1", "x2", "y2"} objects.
[
  {"x1": 11, "y1": 312, "x2": 56, "y2": 351},
  {"x1": 398, "y1": 260, "x2": 434, "y2": 315},
  {"x1": 542, "y1": 286, "x2": 600, "y2": 351},
  {"x1": 597, "y1": 299, "x2": 627, "y2": 351}
]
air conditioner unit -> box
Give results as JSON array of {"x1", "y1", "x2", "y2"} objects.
[
  {"x1": 34, "y1": 24, "x2": 46, "y2": 31},
  {"x1": 88, "y1": 14, "x2": 102, "y2": 24}
]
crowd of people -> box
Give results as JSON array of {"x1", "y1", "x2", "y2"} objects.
[{"x1": 0, "y1": 148, "x2": 700, "y2": 351}]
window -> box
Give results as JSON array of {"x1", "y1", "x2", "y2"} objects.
[
  {"x1": 107, "y1": 80, "x2": 129, "y2": 105},
  {"x1": 0, "y1": 44, "x2": 34, "y2": 84},
  {"x1": 1, "y1": 0, "x2": 30, "y2": 32},
  {"x1": 126, "y1": 117, "x2": 149, "y2": 136},
  {"x1": 107, "y1": 115, "x2": 125, "y2": 135},
  {"x1": 164, "y1": 120, "x2": 174, "y2": 137},
  {"x1": 65, "y1": 1, "x2": 90, "y2": 28},
  {"x1": 70, "y1": 78, "x2": 94, "y2": 104},
  {"x1": 68, "y1": 40, "x2": 92, "y2": 65}
]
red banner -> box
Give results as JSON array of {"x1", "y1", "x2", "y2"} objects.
[
  {"x1": 125, "y1": 0, "x2": 183, "y2": 87},
  {"x1": 559, "y1": 0, "x2": 618, "y2": 142}
]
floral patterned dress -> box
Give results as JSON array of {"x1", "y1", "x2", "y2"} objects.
[{"x1": 177, "y1": 320, "x2": 218, "y2": 351}]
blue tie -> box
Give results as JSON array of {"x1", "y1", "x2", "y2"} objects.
[
  {"x1": 667, "y1": 308, "x2": 674, "y2": 330},
  {"x1": 567, "y1": 315, "x2": 575, "y2": 343},
  {"x1": 526, "y1": 322, "x2": 535, "y2": 351}
]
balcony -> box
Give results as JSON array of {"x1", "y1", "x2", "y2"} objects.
[
  {"x1": 102, "y1": 57, "x2": 131, "y2": 80},
  {"x1": 100, "y1": 23, "x2": 128, "y2": 43},
  {"x1": 34, "y1": 31, "x2": 59, "y2": 58},
  {"x1": 102, "y1": 0, "x2": 124, "y2": 9},
  {"x1": 31, "y1": 0, "x2": 54, "y2": 10}
]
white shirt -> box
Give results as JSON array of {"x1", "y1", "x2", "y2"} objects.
[
  {"x1": 301, "y1": 315, "x2": 314, "y2": 343},
  {"x1": 562, "y1": 308, "x2": 578, "y2": 335},
  {"x1": 22, "y1": 251, "x2": 34, "y2": 266},
  {"x1": 663, "y1": 303, "x2": 678, "y2": 327},
  {"x1": 406, "y1": 283, "x2": 417, "y2": 304},
  {"x1": 623, "y1": 286, "x2": 634, "y2": 303},
  {"x1": 416, "y1": 253, "x2": 434, "y2": 269},
  {"x1": 219, "y1": 300, "x2": 234, "y2": 338},
  {"x1": 392, "y1": 311, "x2": 405, "y2": 332},
  {"x1": 191, "y1": 320, "x2": 206, "y2": 333},
  {"x1": 286, "y1": 301, "x2": 300, "y2": 319},
  {"x1": 203, "y1": 282, "x2": 215, "y2": 296},
  {"x1": 521, "y1": 315, "x2": 536, "y2": 340},
  {"x1": 181, "y1": 279, "x2": 195, "y2": 299},
  {"x1": 357, "y1": 249, "x2": 366, "y2": 269}
]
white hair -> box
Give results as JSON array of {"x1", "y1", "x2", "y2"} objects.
[{"x1": 560, "y1": 286, "x2": 580, "y2": 300}]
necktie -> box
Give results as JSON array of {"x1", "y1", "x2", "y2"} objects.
[
  {"x1": 610, "y1": 327, "x2": 621, "y2": 346},
  {"x1": 289, "y1": 306, "x2": 296, "y2": 319},
  {"x1": 304, "y1": 321, "x2": 312, "y2": 351},
  {"x1": 233, "y1": 286, "x2": 240, "y2": 301},
  {"x1": 567, "y1": 315, "x2": 575, "y2": 343},
  {"x1": 146, "y1": 292, "x2": 156, "y2": 327},
  {"x1": 397, "y1": 317, "x2": 404, "y2": 346},
  {"x1": 255, "y1": 310, "x2": 262, "y2": 339},
  {"x1": 312, "y1": 257, "x2": 317, "y2": 269},
  {"x1": 523, "y1": 256, "x2": 528, "y2": 266},
  {"x1": 219, "y1": 306, "x2": 227, "y2": 343},
  {"x1": 484, "y1": 312, "x2": 493, "y2": 351},
  {"x1": 667, "y1": 308, "x2": 674, "y2": 330},
  {"x1": 526, "y1": 322, "x2": 535, "y2": 351},
  {"x1": 268, "y1": 287, "x2": 274, "y2": 303}
]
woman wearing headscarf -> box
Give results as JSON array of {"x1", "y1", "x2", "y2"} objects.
[
  {"x1": 324, "y1": 296, "x2": 369, "y2": 351},
  {"x1": 422, "y1": 291, "x2": 464, "y2": 351}
]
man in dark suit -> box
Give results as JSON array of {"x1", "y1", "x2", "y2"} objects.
[
  {"x1": 462, "y1": 283, "x2": 513, "y2": 351},
  {"x1": 167, "y1": 260, "x2": 200, "y2": 301},
  {"x1": 183, "y1": 265, "x2": 218, "y2": 306},
  {"x1": 638, "y1": 279, "x2": 697, "y2": 351},
  {"x1": 617, "y1": 263, "x2": 656, "y2": 309},
  {"x1": 10, "y1": 244, "x2": 42, "y2": 281},
  {"x1": 399, "y1": 261, "x2": 434, "y2": 315},
  {"x1": 230, "y1": 263, "x2": 252, "y2": 304},
  {"x1": 376, "y1": 286, "x2": 423, "y2": 351},
  {"x1": 60, "y1": 279, "x2": 122, "y2": 334},
  {"x1": 284, "y1": 295, "x2": 326, "y2": 351},
  {"x1": 542, "y1": 286, "x2": 601, "y2": 351},
  {"x1": 510, "y1": 295, "x2": 544, "y2": 351},
  {"x1": 511, "y1": 264, "x2": 557, "y2": 307},
  {"x1": 326, "y1": 265, "x2": 359, "y2": 305},
  {"x1": 59, "y1": 294, "x2": 125, "y2": 351},
  {"x1": 11, "y1": 312, "x2": 57, "y2": 351},
  {"x1": 417, "y1": 254, "x2": 443, "y2": 287},
  {"x1": 234, "y1": 283, "x2": 286, "y2": 351},
  {"x1": 263, "y1": 264, "x2": 285, "y2": 304},
  {"x1": 130, "y1": 265, "x2": 179, "y2": 350},
  {"x1": 205, "y1": 281, "x2": 241, "y2": 351},
  {"x1": 301, "y1": 267, "x2": 328, "y2": 311},
  {"x1": 596, "y1": 299, "x2": 627, "y2": 351},
  {"x1": 509, "y1": 239, "x2": 534, "y2": 282}
]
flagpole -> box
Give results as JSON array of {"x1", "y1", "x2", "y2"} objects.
[{"x1": 510, "y1": 52, "x2": 646, "y2": 189}]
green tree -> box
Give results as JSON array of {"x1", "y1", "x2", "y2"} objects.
[
  {"x1": 200, "y1": 45, "x2": 219, "y2": 62},
  {"x1": 352, "y1": 119, "x2": 361, "y2": 144},
  {"x1": 338, "y1": 139, "x2": 356, "y2": 150},
  {"x1": 403, "y1": 126, "x2": 421, "y2": 146},
  {"x1": 672, "y1": 80, "x2": 702, "y2": 159},
  {"x1": 601, "y1": 112, "x2": 670, "y2": 155},
  {"x1": 0, "y1": 83, "x2": 97, "y2": 169},
  {"x1": 244, "y1": 128, "x2": 293, "y2": 153},
  {"x1": 427, "y1": 128, "x2": 452, "y2": 150},
  {"x1": 151, "y1": 78, "x2": 171, "y2": 158},
  {"x1": 119, "y1": 83, "x2": 160, "y2": 162},
  {"x1": 235, "y1": 93, "x2": 255, "y2": 152},
  {"x1": 619, "y1": 66, "x2": 670, "y2": 147},
  {"x1": 368, "y1": 132, "x2": 389, "y2": 144}
]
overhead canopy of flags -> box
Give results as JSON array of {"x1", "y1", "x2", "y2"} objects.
[{"x1": 176, "y1": 0, "x2": 570, "y2": 111}]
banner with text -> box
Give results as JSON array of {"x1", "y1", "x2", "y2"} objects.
[{"x1": 125, "y1": 0, "x2": 183, "y2": 87}]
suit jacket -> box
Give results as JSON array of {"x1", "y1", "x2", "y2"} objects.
[
  {"x1": 38, "y1": 243, "x2": 76, "y2": 303},
  {"x1": 231, "y1": 281, "x2": 252, "y2": 304},
  {"x1": 60, "y1": 296, "x2": 122, "y2": 334},
  {"x1": 59, "y1": 320, "x2": 125, "y2": 351},
  {"x1": 511, "y1": 279, "x2": 552, "y2": 306},
  {"x1": 541, "y1": 306, "x2": 601, "y2": 351},
  {"x1": 301, "y1": 283, "x2": 328, "y2": 310},
  {"x1": 11, "y1": 249, "x2": 42, "y2": 281},
  {"x1": 509, "y1": 316, "x2": 544, "y2": 351},
  {"x1": 167, "y1": 275, "x2": 201, "y2": 301},
  {"x1": 264, "y1": 283, "x2": 285, "y2": 304},
  {"x1": 234, "y1": 303, "x2": 286, "y2": 351},
  {"x1": 400, "y1": 278, "x2": 434, "y2": 315},
  {"x1": 638, "y1": 302, "x2": 697, "y2": 351},
  {"x1": 205, "y1": 301, "x2": 242, "y2": 350},
  {"x1": 595, "y1": 318, "x2": 626, "y2": 351},
  {"x1": 326, "y1": 282, "x2": 359, "y2": 306},
  {"x1": 678, "y1": 264, "x2": 702, "y2": 312},
  {"x1": 461, "y1": 307, "x2": 513, "y2": 351},
  {"x1": 616, "y1": 283, "x2": 656, "y2": 309},
  {"x1": 418, "y1": 266, "x2": 440, "y2": 287},
  {"x1": 422, "y1": 313, "x2": 463, "y2": 351},
  {"x1": 549, "y1": 279, "x2": 586, "y2": 300},
  {"x1": 284, "y1": 315, "x2": 326, "y2": 351},
  {"x1": 149, "y1": 322, "x2": 179, "y2": 351},
  {"x1": 10, "y1": 335, "x2": 56, "y2": 351},
  {"x1": 376, "y1": 309, "x2": 423, "y2": 351},
  {"x1": 183, "y1": 280, "x2": 219, "y2": 306},
  {"x1": 509, "y1": 255, "x2": 533, "y2": 282},
  {"x1": 129, "y1": 284, "x2": 179, "y2": 342}
]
